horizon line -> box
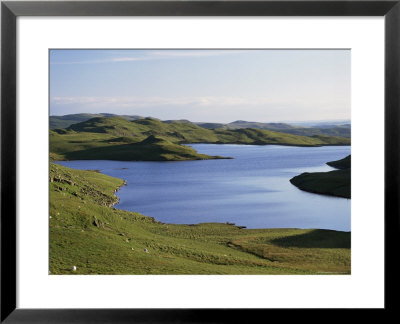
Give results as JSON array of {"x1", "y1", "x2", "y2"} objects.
[{"x1": 49, "y1": 113, "x2": 350, "y2": 125}]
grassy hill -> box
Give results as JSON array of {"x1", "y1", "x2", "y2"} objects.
[
  {"x1": 290, "y1": 155, "x2": 351, "y2": 198},
  {"x1": 62, "y1": 135, "x2": 223, "y2": 161},
  {"x1": 284, "y1": 124, "x2": 350, "y2": 138},
  {"x1": 50, "y1": 113, "x2": 142, "y2": 129},
  {"x1": 49, "y1": 163, "x2": 351, "y2": 274},
  {"x1": 50, "y1": 117, "x2": 350, "y2": 161},
  {"x1": 197, "y1": 120, "x2": 350, "y2": 137},
  {"x1": 50, "y1": 114, "x2": 351, "y2": 137}
]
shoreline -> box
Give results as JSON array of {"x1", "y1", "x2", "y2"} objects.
[
  {"x1": 97, "y1": 168, "x2": 350, "y2": 233},
  {"x1": 185, "y1": 142, "x2": 351, "y2": 147},
  {"x1": 289, "y1": 179, "x2": 351, "y2": 199},
  {"x1": 49, "y1": 162, "x2": 351, "y2": 274},
  {"x1": 290, "y1": 169, "x2": 351, "y2": 199},
  {"x1": 110, "y1": 179, "x2": 127, "y2": 208},
  {"x1": 51, "y1": 143, "x2": 350, "y2": 163}
]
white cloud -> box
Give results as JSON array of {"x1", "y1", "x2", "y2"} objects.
[
  {"x1": 50, "y1": 50, "x2": 251, "y2": 65},
  {"x1": 51, "y1": 95, "x2": 299, "y2": 109},
  {"x1": 50, "y1": 96, "x2": 350, "y2": 123}
]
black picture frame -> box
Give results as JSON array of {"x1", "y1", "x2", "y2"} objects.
[{"x1": 1, "y1": 0, "x2": 399, "y2": 322}]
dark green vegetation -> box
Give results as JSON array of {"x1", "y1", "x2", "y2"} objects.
[
  {"x1": 50, "y1": 113, "x2": 350, "y2": 137},
  {"x1": 290, "y1": 155, "x2": 351, "y2": 198},
  {"x1": 200, "y1": 120, "x2": 351, "y2": 138},
  {"x1": 327, "y1": 155, "x2": 351, "y2": 169},
  {"x1": 50, "y1": 163, "x2": 351, "y2": 274},
  {"x1": 290, "y1": 169, "x2": 351, "y2": 198},
  {"x1": 50, "y1": 116, "x2": 350, "y2": 161},
  {"x1": 275, "y1": 124, "x2": 350, "y2": 138},
  {"x1": 50, "y1": 117, "x2": 226, "y2": 161},
  {"x1": 50, "y1": 113, "x2": 142, "y2": 129}
]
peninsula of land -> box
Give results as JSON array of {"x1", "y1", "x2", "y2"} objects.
[{"x1": 290, "y1": 155, "x2": 351, "y2": 198}]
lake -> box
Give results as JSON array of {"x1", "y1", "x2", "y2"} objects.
[{"x1": 56, "y1": 144, "x2": 351, "y2": 231}]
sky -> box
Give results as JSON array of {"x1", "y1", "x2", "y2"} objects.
[{"x1": 50, "y1": 49, "x2": 350, "y2": 123}]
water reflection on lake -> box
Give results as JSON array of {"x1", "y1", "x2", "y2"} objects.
[{"x1": 56, "y1": 144, "x2": 351, "y2": 231}]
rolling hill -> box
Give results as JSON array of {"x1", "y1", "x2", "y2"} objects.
[
  {"x1": 50, "y1": 113, "x2": 143, "y2": 129},
  {"x1": 199, "y1": 120, "x2": 351, "y2": 138},
  {"x1": 50, "y1": 113, "x2": 351, "y2": 138},
  {"x1": 50, "y1": 117, "x2": 351, "y2": 161}
]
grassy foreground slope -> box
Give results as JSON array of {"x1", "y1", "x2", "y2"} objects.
[
  {"x1": 50, "y1": 117, "x2": 350, "y2": 161},
  {"x1": 50, "y1": 163, "x2": 350, "y2": 274},
  {"x1": 290, "y1": 155, "x2": 351, "y2": 198}
]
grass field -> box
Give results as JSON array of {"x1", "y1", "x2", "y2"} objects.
[
  {"x1": 50, "y1": 117, "x2": 351, "y2": 161},
  {"x1": 290, "y1": 155, "x2": 351, "y2": 198},
  {"x1": 50, "y1": 163, "x2": 351, "y2": 274}
]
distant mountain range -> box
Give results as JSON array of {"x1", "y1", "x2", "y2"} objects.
[
  {"x1": 50, "y1": 113, "x2": 351, "y2": 138},
  {"x1": 196, "y1": 120, "x2": 350, "y2": 138}
]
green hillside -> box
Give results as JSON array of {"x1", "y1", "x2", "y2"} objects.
[
  {"x1": 50, "y1": 113, "x2": 142, "y2": 129},
  {"x1": 50, "y1": 114, "x2": 351, "y2": 137},
  {"x1": 49, "y1": 163, "x2": 351, "y2": 274},
  {"x1": 50, "y1": 117, "x2": 350, "y2": 161},
  {"x1": 283, "y1": 125, "x2": 350, "y2": 138},
  {"x1": 199, "y1": 120, "x2": 350, "y2": 137},
  {"x1": 50, "y1": 113, "x2": 102, "y2": 129},
  {"x1": 290, "y1": 155, "x2": 351, "y2": 198}
]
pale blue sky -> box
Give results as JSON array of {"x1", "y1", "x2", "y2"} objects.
[{"x1": 50, "y1": 49, "x2": 350, "y2": 123}]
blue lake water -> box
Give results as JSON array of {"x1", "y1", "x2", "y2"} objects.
[{"x1": 56, "y1": 144, "x2": 351, "y2": 231}]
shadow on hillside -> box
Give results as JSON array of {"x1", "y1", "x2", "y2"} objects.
[
  {"x1": 65, "y1": 142, "x2": 177, "y2": 161},
  {"x1": 271, "y1": 229, "x2": 351, "y2": 249}
]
